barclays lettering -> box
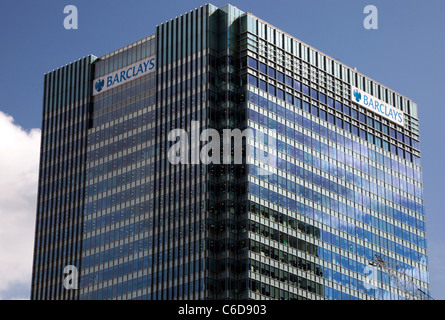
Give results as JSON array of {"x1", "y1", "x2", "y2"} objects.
[
  {"x1": 351, "y1": 86, "x2": 404, "y2": 127},
  {"x1": 93, "y1": 56, "x2": 156, "y2": 95}
]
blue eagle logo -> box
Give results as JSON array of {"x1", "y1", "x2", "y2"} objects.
[
  {"x1": 95, "y1": 79, "x2": 105, "y2": 92},
  {"x1": 353, "y1": 89, "x2": 361, "y2": 103}
]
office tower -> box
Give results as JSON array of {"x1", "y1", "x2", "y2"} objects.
[{"x1": 31, "y1": 3, "x2": 429, "y2": 300}]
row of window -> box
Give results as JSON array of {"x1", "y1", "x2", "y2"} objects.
[
  {"x1": 42, "y1": 106, "x2": 89, "y2": 148},
  {"x1": 249, "y1": 153, "x2": 423, "y2": 233},
  {"x1": 86, "y1": 144, "x2": 156, "y2": 180},
  {"x1": 81, "y1": 242, "x2": 205, "y2": 287},
  {"x1": 39, "y1": 177, "x2": 84, "y2": 214},
  {"x1": 33, "y1": 237, "x2": 81, "y2": 266},
  {"x1": 248, "y1": 124, "x2": 424, "y2": 219},
  {"x1": 39, "y1": 145, "x2": 156, "y2": 218},
  {"x1": 249, "y1": 242, "x2": 405, "y2": 300},
  {"x1": 248, "y1": 177, "x2": 426, "y2": 271},
  {"x1": 159, "y1": 54, "x2": 205, "y2": 84},
  {"x1": 83, "y1": 202, "x2": 154, "y2": 234},
  {"x1": 83, "y1": 198, "x2": 204, "y2": 252},
  {"x1": 246, "y1": 63, "x2": 420, "y2": 163},
  {"x1": 128, "y1": 277, "x2": 205, "y2": 300},
  {"x1": 35, "y1": 204, "x2": 82, "y2": 234},
  {"x1": 85, "y1": 176, "x2": 202, "y2": 215},
  {"x1": 92, "y1": 94, "x2": 156, "y2": 127},
  {"x1": 248, "y1": 108, "x2": 422, "y2": 201},
  {"x1": 250, "y1": 203, "x2": 321, "y2": 238},
  {"x1": 41, "y1": 134, "x2": 85, "y2": 168},
  {"x1": 40, "y1": 168, "x2": 84, "y2": 197},
  {"x1": 159, "y1": 72, "x2": 207, "y2": 100},
  {"x1": 85, "y1": 163, "x2": 155, "y2": 198},
  {"x1": 249, "y1": 183, "x2": 426, "y2": 263},
  {"x1": 249, "y1": 205, "x2": 426, "y2": 284},
  {"x1": 249, "y1": 257, "x2": 323, "y2": 298},
  {"x1": 93, "y1": 77, "x2": 155, "y2": 113},
  {"x1": 247, "y1": 122, "x2": 424, "y2": 220},
  {"x1": 247, "y1": 91, "x2": 421, "y2": 177},
  {"x1": 82, "y1": 217, "x2": 204, "y2": 261},
  {"x1": 94, "y1": 38, "x2": 155, "y2": 78},
  {"x1": 87, "y1": 106, "x2": 207, "y2": 180},
  {"x1": 87, "y1": 129, "x2": 155, "y2": 162},
  {"x1": 80, "y1": 266, "x2": 205, "y2": 300},
  {"x1": 249, "y1": 279, "x2": 309, "y2": 300},
  {"x1": 32, "y1": 256, "x2": 80, "y2": 291},
  {"x1": 88, "y1": 110, "x2": 157, "y2": 146}
]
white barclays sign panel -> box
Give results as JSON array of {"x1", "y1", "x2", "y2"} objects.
[
  {"x1": 93, "y1": 56, "x2": 156, "y2": 96},
  {"x1": 351, "y1": 86, "x2": 404, "y2": 127}
]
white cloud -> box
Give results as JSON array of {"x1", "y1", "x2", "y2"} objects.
[{"x1": 0, "y1": 111, "x2": 40, "y2": 300}]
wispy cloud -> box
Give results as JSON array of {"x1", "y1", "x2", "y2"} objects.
[{"x1": 0, "y1": 111, "x2": 40, "y2": 300}]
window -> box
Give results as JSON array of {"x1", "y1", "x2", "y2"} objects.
[
  {"x1": 351, "y1": 109, "x2": 358, "y2": 120},
  {"x1": 248, "y1": 57, "x2": 258, "y2": 69},
  {"x1": 311, "y1": 88, "x2": 318, "y2": 100},
  {"x1": 375, "y1": 136, "x2": 382, "y2": 148},
  {"x1": 277, "y1": 104, "x2": 285, "y2": 117},
  {"x1": 268, "y1": 100, "x2": 276, "y2": 113},
  {"x1": 286, "y1": 93, "x2": 293, "y2": 104},
  {"x1": 285, "y1": 75, "x2": 293, "y2": 87},
  {"x1": 311, "y1": 105, "x2": 319, "y2": 117},
  {"x1": 294, "y1": 97, "x2": 302, "y2": 109},
  {"x1": 404, "y1": 135, "x2": 411, "y2": 146},
  {"x1": 336, "y1": 117, "x2": 343, "y2": 129},
  {"x1": 248, "y1": 75, "x2": 258, "y2": 87},
  {"x1": 276, "y1": 71, "x2": 284, "y2": 83},
  {"x1": 268, "y1": 67, "x2": 276, "y2": 78},
  {"x1": 259, "y1": 79, "x2": 267, "y2": 92},
  {"x1": 352, "y1": 125, "x2": 359, "y2": 136},
  {"x1": 335, "y1": 100, "x2": 342, "y2": 112},
  {"x1": 259, "y1": 62, "x2": 267, "y2": 74},
  {"x1": 390, "y1": 144, "x2": 396, "y2": 153},
  {"x1": 390, "y1": 128, "x2": 396, "y2": 138}
]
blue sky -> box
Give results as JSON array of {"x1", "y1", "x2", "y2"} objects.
[{"x1": 0, "y1": 0, "x2": 444, "y2": 300}]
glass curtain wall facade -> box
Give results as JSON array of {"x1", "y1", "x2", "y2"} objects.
[
  {"x1": 241, "y1": 13, "x2": 428, "y2": 300},
  {"x1": 31, "y1": 55, "x2": 97, "y2": 299},
  {"x1": 154, "y1": 6, "x2": 210, "y2": 299},
  {"x1": 79, "y1": 35, "x2": 158, "y2": 300},
  {"x1": 31, "y1": 3, "x2": 429, "y2": 300}
]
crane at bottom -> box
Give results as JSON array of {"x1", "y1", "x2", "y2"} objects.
[{"x1": 368, "y1": 255, "x2": 433, "y2": 300}]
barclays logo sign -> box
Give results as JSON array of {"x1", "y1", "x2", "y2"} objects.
[
  {"x1": 93, "y1": 55, "x2": 156, "y2": 96},
  {"x1": 95, "y1": 79, "x2": 105, "y2": 93},
  {"x1": 353, "y1": 89, "x2": 361, "y2": 103},
  {"x1": 351, "y1": 86, "x2": 404, "y2": 127}
]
